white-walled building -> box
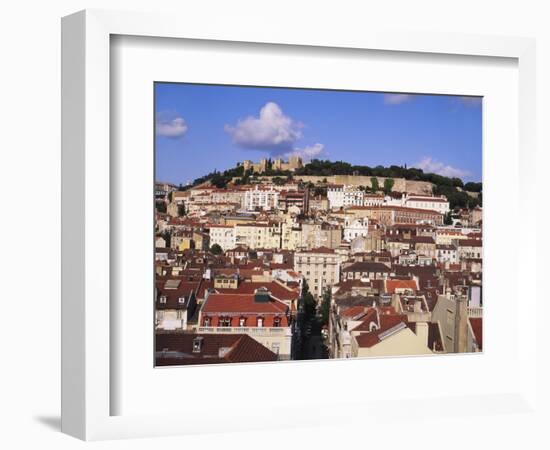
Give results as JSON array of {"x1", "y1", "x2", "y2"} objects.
[
  {"x1": 363, "y1": 194, "x2": 385, "y2": 206},
  {"x1": 403, "y1": 195, "x2": 450, "y2": 215},
  {"x1": 382, "y1": 193, "x2": 450, "y2": 215},
  {"x1": 243, "y1": 186, "x2": 280, "y2": 211},
  {"x1": 208, "y1": 225, "x2": 235, "y2": 251},
  {"x1": 343, "y1": 217, "x2": 369, "y2": 242},
  {"x1": 436, "y1": 244, "x2": 458, "y2": 264},
  {"x1": 327, "y1": 185, "x2": 364, "y2": 209}
]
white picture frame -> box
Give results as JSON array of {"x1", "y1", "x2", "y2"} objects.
[{"x1": 61, "y1": 9, "x2": 538, "y2": 441}]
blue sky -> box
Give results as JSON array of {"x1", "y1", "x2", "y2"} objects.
[{"x1": 155, "y1": 83, "x2": 482, "y2": 185}]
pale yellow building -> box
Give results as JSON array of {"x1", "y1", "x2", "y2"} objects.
[
  {"x1": 234, "y1": 222, "x2": 281, "y2": 250},
  {"x1": 351, "y1": 323, "x2": 433, "y2": 358}
]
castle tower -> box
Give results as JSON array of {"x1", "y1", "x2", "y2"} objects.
[{"x1": 288, "y1": 155, "x2": 303, "y2": 170}]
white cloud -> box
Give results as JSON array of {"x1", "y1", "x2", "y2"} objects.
[
  {"x1": 384, "y1": 94, "x2": 413, "y2": 105},
  {"x1": 281, "y1": 143, "x2": 325, "y2": 162},
  {"x1": 414, "y1": 157, "x2": 470, "y2": 179},
  {"x1": 156, "y1": 117, "x2": 188, "y2": 138},
  {"x1": 224, "y1": 102, "x2": 303, "y2": 151}
]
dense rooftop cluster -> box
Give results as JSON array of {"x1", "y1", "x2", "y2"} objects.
[{"x1": 154, "y1": 165, "x2": 482, "y2": 365}]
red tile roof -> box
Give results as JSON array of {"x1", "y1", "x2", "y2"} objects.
[
  {"x1": 215, "y1": 281, "x2": 299, "y2": 302},
  {"x1": 155, "y1": 280, "x2": 200, "y2": 309},
  {"x1": 355, "y1": 322, "x2": 408, "y2": 348},
  {"x1": 202, "y1": 293, "x2": 289, "y2": 315},
  {"x1": 340, "y1": 306, "x2": 368, "y2": 319},
  {"x1": 385, "y1": 279, "x2": 418, "y2": 294},
  {"x1": 458, "y1": 239, "x2": 483, "y2": 247},
  {"x1": 296, "y1": 246, "x2": 336, "y2": 254},
  {"x1": 469, "y1": 317, "x2": 483, "y2": 350},
  {"x1": 155, "y1": 333, "x2": 277, "y2": 365}
]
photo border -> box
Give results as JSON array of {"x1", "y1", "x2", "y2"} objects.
[{"x1": 61, "y1": 9, "x2": 537, "y2": 440}]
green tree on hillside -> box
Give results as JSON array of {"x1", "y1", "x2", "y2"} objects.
[
  {"x1": 370, "y1": 177, "x2": 380, "y2": 192},
  {"x1": 464, "y1": 182, "x2": 482, "y2": 193},
  {"x1": 383, "y1": 178, "x2": 395, "y2": 194}
]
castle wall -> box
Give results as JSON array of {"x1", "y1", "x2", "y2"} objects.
[{"x1": 294, "y1": 175, "x2": 434, "y2": 195}]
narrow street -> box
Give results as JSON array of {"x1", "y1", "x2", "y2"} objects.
[{"x1": 300, "y1": 316, "x2": 329, "y2": 360}]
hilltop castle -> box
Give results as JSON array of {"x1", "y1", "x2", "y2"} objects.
[{"x1": 239, "y1": 156, "x2": 303, "y2": 173}]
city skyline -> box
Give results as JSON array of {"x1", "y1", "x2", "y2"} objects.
[{"x1": 155, "y1": 83, "x2": 482, "y2": 185}]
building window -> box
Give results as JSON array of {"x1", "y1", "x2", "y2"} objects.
[
  {"x1": 220, "y1": 317, "x2": 231, "y2": 327},
  {"x1": 239, "y1": 317, "x2": 246, "y2": 327},
  {"x1": 178, "y1": 297, "x2": 185, "y2": 303},
  {"x1": 203, "y1": 317, "x2": 210, "y2": 326},
  {"x1": 192, "y1": 337, "x2": 203, "y2": 353},
  {"x1": 159, "y1": 296, "x2": 167, "y2": 304},
  {"x1": 273, "y1": 317, "x2": 281, "y2": 327},
  {"x1": 257, "y1": 317, "x2": 264, "y2": 327}
]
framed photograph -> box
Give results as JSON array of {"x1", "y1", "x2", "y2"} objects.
[{"x1": 62, "y1": 9, "x2": 538, "y2": 441}]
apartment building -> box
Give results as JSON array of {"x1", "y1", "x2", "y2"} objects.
[
  {"x1": 208, "y1": 224, "x2": 236, "y2": 251},
  {"x1": 234, "y1": 222, "x2": 281, "y2": 250},
  {"x1": 294, "y1": 247, "x2": 341, "y2": 299},
  {"x1": 243, "y1": 186, "x2": 280, "y2": 211},
  {"x1": 343, "y1": 217, "x2": 369, "y2": 242},
  {"x1": 300, "y1": 222, "x2": 342, "y2": 250},
  {"x1": 403, "y1": 195, "x2": 450, "y2": 215},
  {"x1": 198, "y1": 289, "x2": 292, "y2": 359},
  {"x1": 327, "y1": 185, "x2": 365, "y2": 209}
]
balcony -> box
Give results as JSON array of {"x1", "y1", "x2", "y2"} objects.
[{"x1": 467, "y1": 306, "x2": 483, "y2": 318}]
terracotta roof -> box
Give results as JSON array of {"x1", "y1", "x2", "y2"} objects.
[
  {"x1": 385, "y1": 279, "x2": 418, "y2": 294},
  {"x1": 202, "y1": 293, "x2": 289, "y2": 315},
  {"x1": 342, "y1": 261, "x2": 391, "y2": 273},
  {"x1": 352, "y1": 310, "x2": 405, "y2": 333},
  {"x1": 296, "y1": 246, "x2": 336, "y2": 254},
  {"x1": 156, "y1": 280, "x2": 200, "y2": 309},
  {"x1": 340, "y1": 306, "x2": 368, "y2": 319},
  {"x1": 355, "y1": 322, "x2": 408, "y2": 348},
  {"x1": 155, "y1": 333, "x2": 277, "y2": 366},
  {"x1": 469, "y1": 317, "x2": 483, "y2": 350},
  {"x1": 215, "y1": 281, "x2": 299, "y2": 302},
  {"x1": 458, "y1": 239, "x2": 483, "y2": 247}
]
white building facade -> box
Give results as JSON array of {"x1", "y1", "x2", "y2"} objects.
[
  {"x1": 327, "y1": 185, "x2": 365, "y2": 209},
  {"x1": 343, "y1": 217, "x2": 369, "y2": 242},
  {"x1": 208, "y1": 225, "x2": 236, "y2": 251},
  {"x1": 243, "y1": 186, "x2": 280, "y2": 211},
  {"x1": 403, "y1": 195, "x2": 450, "y2": 215}
]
